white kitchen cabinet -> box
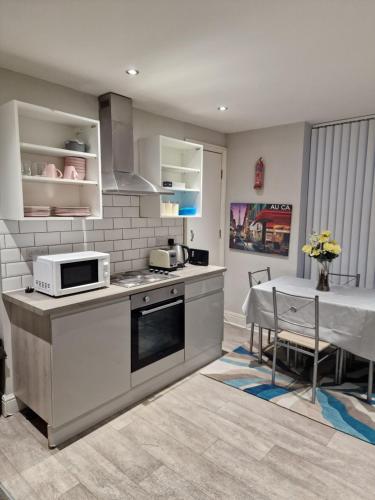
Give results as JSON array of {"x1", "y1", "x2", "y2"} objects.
[
  {"x1": 185, "y1": 275, "x2": 224, "y2": 361},
  {"x1": 0, "y1": 100, "x2": 102, "y2": 220},
  {"x1": 139, "y1": 135, "x2": 203, "y2": 218},
  {"x1": 51, "y1": 299, "x2": 131, "y2": 427}
]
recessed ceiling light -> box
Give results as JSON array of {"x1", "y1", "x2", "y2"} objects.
[
  {"x1": 217, "y1": 105, "x2": 228, "y2": 111},
  {"x1": 126, "y1": 68, "x2": 139, "y2": 76}
]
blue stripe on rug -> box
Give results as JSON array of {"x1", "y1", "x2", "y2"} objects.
[
  {"x1": 224, "y1": 377, "x2": 266, "y2": 388},
  {"x1": 243, "y1": 383, "x2": 292, "y2": 400},
  {"x1": 221, "y1": 358, "x2": 251, "y2": 367},
  {"x1": 317, "y1": 390, "x2": 375, "y2": 444},
  {"x1": 233, "y1": 345, "x2": 251, "y2": 356}
]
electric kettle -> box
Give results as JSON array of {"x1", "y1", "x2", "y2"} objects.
[{"x1": 168, "y1": 239, "x2": 189, "y2": 268}]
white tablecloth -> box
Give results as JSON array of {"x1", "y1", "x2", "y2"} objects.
[{"x1": 242, "y1": 276, "x2": 375, "y2": 362}]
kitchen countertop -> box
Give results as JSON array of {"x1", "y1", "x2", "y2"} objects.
[{"x1": 2, "y1": 264, "x2": 226, "y2": 316}]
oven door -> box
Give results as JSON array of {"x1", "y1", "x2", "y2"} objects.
[{"x1": 131, "y1": 297, "x2": 184, "y2": 372}]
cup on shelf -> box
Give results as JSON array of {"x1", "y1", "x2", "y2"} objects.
[
  {"x1": 64, "y1": 165, "x2": 79, "y2": 180},
  {"x1": 21, "y1": 160, "x2": 32, "y2": 176},
  {"x1": 42, "y1": 163, "x2": 63, "y2": 179},
  {"x1": 31, "y1": 161, "x2": 46, "y2": 176}
]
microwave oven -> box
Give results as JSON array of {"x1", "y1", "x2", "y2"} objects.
[{"x1": 33, "y1": 251, "x2": 110, "y2": 297}]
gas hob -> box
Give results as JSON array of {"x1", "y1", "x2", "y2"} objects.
[{"x1": 111, "y1": 269, "x2": 178, "y2": 288}]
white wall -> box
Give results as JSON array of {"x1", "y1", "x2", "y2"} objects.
[
  {"x1": 224, "y1": 122, "x2": 310, "y2": 320},
  {"x1": 0, "y1": 67, "x2": 226, "y2": 402}
]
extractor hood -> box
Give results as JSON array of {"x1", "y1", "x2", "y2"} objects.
[{"x1": 98, "y1": 92, "x2": 172, "y2": 195}]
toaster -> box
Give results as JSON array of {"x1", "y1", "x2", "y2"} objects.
[{"x1": 149, "y1": 249, "x2": 178, "y2": 271}]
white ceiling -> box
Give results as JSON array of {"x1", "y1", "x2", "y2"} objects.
[{"x1": 1, "y1": 0, "x2": 375, "y2": 133}]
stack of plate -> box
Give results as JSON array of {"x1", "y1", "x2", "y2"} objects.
[
  {"x1": 52, "y1": 206, "x2": 91, "y2": 217},
  {"x1": 24, "y1": 206, "x2": 51, "y2": 217},
  {"x1": 64, "y1": 156, "x2": 86, "y2": 180}
]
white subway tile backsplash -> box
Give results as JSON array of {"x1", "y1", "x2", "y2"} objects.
[
  {"x1": 49, "y1": 244, "x2": 73, "y2": 254},
  {"x1": 147, "y1": 218, "x2": 162, "y2": 227},
  {"x1": 47, "y1": 220, "x2": 72, "y2": 232},
  {"x1": 131, "y1": 218, "x2": 147, "y2": 228},
  {"x1": 0, "y1": 235, "x2": 4, "y2": 249},
  {"x1": 113, "y1": 195, "x2": 131, "y2": 207},
  {"x1": 1, "y1": 263, "x2": 6, "y2": 278},
  {"x1": 139, "y1": 248, "x2": 151, "y2": 259},
  {"x1": 71, "y1": 220, "x2": 94, "y2": 231},
  {"x1": 131, "y1": 196, "x2": 140, "y2": 207},
  {"x1": 20, "y1": 220, "x2": 47, "y2": 233},
  {"x1": 73, "y1": 243, "x2": 95, "y2": 252},
  {"x1": 2, "y1": 276, "x2": 22, "y2": 291},
  {"x1": 94, "y1": 219, "x2": 113, "y2": 230},
  {"x1": 123, "y1": 228, "x2": 139, "y2": 239},
  {"x1": 132, "y1": 258, "x2": 148, "y2": 271},
  {"x1": 60, "y1": 231, "x2": 84, "y2": 244},
  {"x1": 5, "y1": 233, "x2": 34, "y2": 248},
  {"x1": 94, "y1": 241, "x2": 114, "y2": 253},
  {"x1": 131, "y1": 238, "x2": 148, "y2": 249},
  {"x1": 147, "y1": 237, "x2": 156, "y2": 247},
  {"x1": 169, "y1": 225, "x2": 183, "y2": 236},
  {"x1": 22, "y1": 275, "x2": 33, "y2": 288},
  {"x1": 102, "y1": 195, "x2": 113, "y2": 207},
  {"x1": 35, "y1": 232, "x2": 60, "y2": 246},
  {"x1": 122, "y1": 207, "x2": 139, "y2": 218},
  {"x1": 0, "y1": 220, "x2": 19, "y2": 234},
  {"x1": 162, "y1": 218, "x2": 176, "y2": 227},
  {"x1": 109, "y1": 251, "x2": 123, "y2": 263},
  {"x1": 1, "y1": 248, "x2": 21, "y2": 263},
  {"x1": 6, "y1": 261, "x2": 32, "y2": 277},
  {"x1": 114, "y1": 261, "x2": 132, "y2": 273},
  {"x1": 113, "y1": 218, "x2": 131, "y2": 229},
  {"x1": 103, "y1": 207, "x2": 123, "y2": 218},
  {"x1": 155, "y1": 227, "x2": 169, "y2": 237},
  {"x1": 21, "y1": 246, "x2": 48, "y2": 261},
  {"x1": 139, "y1": 227, "x2": 154, "y2": 238},
  {"x1": 114, "y1": 239, "x2": 132, "y2": 251},
  {"x1": 84, "y1": 230, "x2": 104, "y2": 243},
  {"x1": 104, "y1": 229, "x2": 122, "y2": 241},
  {"x1": 123, "y1": 249, "x2": 140, "y2": 261}
]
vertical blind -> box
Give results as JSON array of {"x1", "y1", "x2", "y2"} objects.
[{"x1": 304, "y1": 119, "x2": 375, "y2": 288}]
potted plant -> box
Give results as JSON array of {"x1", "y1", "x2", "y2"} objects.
[{"x1": 302, "y1": 230, "x2": 341, "y2": 291}]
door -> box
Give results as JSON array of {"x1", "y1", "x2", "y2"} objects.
[{"x1": 186, "y1": 150, "x2": 224, "y2": 265}]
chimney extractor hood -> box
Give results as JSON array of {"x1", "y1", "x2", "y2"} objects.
[{"x1": 98, "y1": 93, "x2": 172, "y2": 195}]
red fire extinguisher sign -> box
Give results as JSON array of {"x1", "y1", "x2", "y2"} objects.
[{"x1": 254, "y1": 157, "x2": 264, "y2": 189}]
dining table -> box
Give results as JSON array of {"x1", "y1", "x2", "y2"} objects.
[{"x1": 242, "y1": 276, "x2": 375, "y2": 363}]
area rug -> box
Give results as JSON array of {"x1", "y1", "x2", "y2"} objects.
[{"x1": 201, "y1": 344, "x2": 375, "y2": 444}]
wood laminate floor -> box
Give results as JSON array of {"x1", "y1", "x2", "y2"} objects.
[{"x1": 1, "y1": 323, "x2": 375, "y2": 499}]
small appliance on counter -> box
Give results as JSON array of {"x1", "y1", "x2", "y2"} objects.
[
  {"x1": 33, "y1": 251, "x2": 110, "y2": 297},
  {"x1": 149, "y1": 248, "x2": 177, "y2": 271},
  {"x1": 168, "y1": 239, "x2": 189, "y2": 268},
  {"x1": 188, "y1": 248, "x2": 209, "y2": 266}
]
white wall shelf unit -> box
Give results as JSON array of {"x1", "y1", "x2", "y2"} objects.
[
  {"x1": 139, "y1": 135, "x2": 203, "y2": 218},
  {"x1": 0, "y1": 100, "x2": 102, "y2": 220}
]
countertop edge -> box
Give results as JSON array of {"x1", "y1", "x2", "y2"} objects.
[{"x1": 2, "y1": 266, "x2": 226, "y2": 316}]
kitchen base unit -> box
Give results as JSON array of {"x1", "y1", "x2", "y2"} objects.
[{"x1": 3, "y1": 266, "x2": 225, "y2": 447}]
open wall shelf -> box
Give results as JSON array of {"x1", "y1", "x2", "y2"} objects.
[
  {"x1": 139, "y1": 135, "x2": 203, "y2": 218},
  {"x1": 0, "y1": 100, "x2": 102, "y2": 220}
]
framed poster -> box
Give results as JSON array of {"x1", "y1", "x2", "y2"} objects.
[{"x1": 229, "y1": 203, "x2": 292, "y2": 256}]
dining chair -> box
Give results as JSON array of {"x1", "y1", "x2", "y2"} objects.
[
  {"x1": 327, "y1": 272, "x2": 360, "y2": 287},
  {"x1": 271, "y1": 287, "x2": 339, "y2": 404},
  {"x1": 248, "y1": 267, "x2": 271, "y2": 363}
]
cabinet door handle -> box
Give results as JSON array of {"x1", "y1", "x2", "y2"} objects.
[{"x1": 190, "y1": 229, "x2": 195, "y2": 242}]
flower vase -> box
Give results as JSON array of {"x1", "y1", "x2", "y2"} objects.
[{"x1": 316, "y1": 262, "x2": 330, "y2": 291}]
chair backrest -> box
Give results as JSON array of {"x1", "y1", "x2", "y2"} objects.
[
  {"x1": 272, "y1": 287, "x2": 319, "y2": 346},
  {"x1": 328, "y1": 272, "x2": 360, "y2": 287},
  {"x1": 248, "y1": 267, "x2": 271, "y2": 288}
]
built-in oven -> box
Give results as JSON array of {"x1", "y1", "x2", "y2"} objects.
[{"x1": 131, "y1": 283, "x2": 184, "y2": 379}]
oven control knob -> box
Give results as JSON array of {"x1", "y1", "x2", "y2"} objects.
[
  {"x1": 171, "y1": 288, "x2": 178, "y2": 295},
  {"x1": 143, "y1": 296, "x2": 150, "y2": 303}
]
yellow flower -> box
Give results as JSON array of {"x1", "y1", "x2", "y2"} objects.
[
  {"x1": 322, "y1": 230, "x2": 331, "y2": 238},
  {"x1": 332, "y1": 244, "x2": 341, "y2": 255},
  {"x1": 323, "y1": 242, "x2": 335, "y2": 252},
  {"x1": 302, "y1": 244, "x2": 312, "y2": 254},
  {"x1": 311, "y1": 248, "x2": 321, "y2": 257}
]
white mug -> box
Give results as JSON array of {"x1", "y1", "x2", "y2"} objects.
[{"x1": 43, "y1": 163, "x2": 62, "y2": 178}]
